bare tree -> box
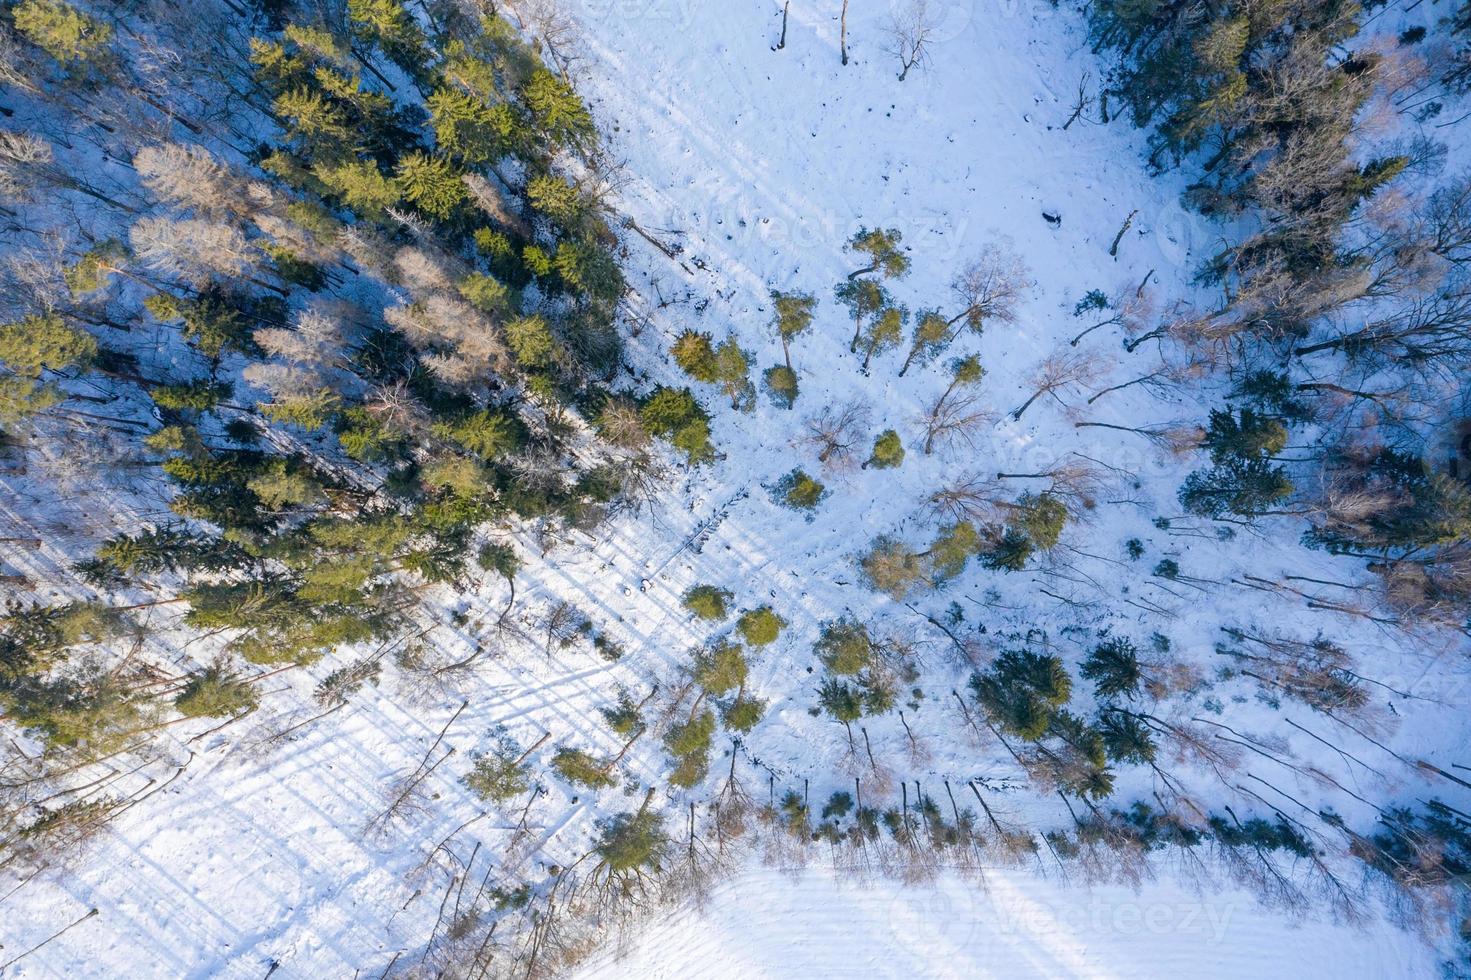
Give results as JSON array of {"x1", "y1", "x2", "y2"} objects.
[
  {"x1": 921, "y1": 390, "x2": 993, "y2": 455},
  {"x1": 885, "y1": 0, "x2": 937, "y2": 82},
  {"x1": 1011, "y1": 349, "x2": 1105, "y2": 421},
  {"x1": 947, "y1": 244, "x2": 1031, "y2": 337},
  {"x1": 800, "y1": 400, "x2": 869, "y2": 466}
]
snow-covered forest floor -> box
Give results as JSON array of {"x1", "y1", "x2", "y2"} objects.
[{"x1": 2, "y1": 0, "x2": 1469, "y2": 977}]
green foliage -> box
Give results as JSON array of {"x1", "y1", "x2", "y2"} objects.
[
  {"x1": 315, "y1": 159, "x2": 398, "y2": 215},
  {"x1": 771, "y1": 289, "x2": 817, "y2": 343},
  {"x1": 551, "y1": 746, "x2": 615, "y2": 788},
  {"x1": 682, "y1": 584, "x2": 732, "y2": 621},
  {"x1": 1097, "y1": 710, "x2": 1157, "y2": 764},
  {"x1": 1081, "y1": 637, "x2": 1142, "y2": 700},
  {"x1": 927, "y1": 520, "x2": 979, "y2": 583},
  {"x1": 12, "y1": 0, "x2": 110, "y2": 65},
  {"x1": 527, "y1": 173, "x2": 585, "y2": 225},
  {"x1": 762, "y1": 365, "x2": 799, "y2": 408},
  {"x1": 721, "y1": 694, "x2": 765, "y2": 732},
  {"x1": 65, "y1": 240, "x2": 128, "y2": 296},
  {"x1": 1015, "y1": 492, "x2": 1068, "y2": 550},
  {"x1": 434, "y1": 408, "x2": 527, "y2": 460},
  {"x1": 503, "y1": 315, "x2": 559, "y2": 368},
  {"x1": 175, "y1": 665, "x2": 259, "y2": 718},
  {"x1": 476, "y1": 541, "x2": 520, "y2": 580},
  {"x1": 428, "y1": 86, "x2": 517, "y2": 164},
  {"x1": 523, "y1": 69, "x2": 594, "y2": 148},
  {"x1": 814, "y1": 619, "x2": 873, "y2": 675},
  {"x1": 347, "y1": 0, "x2": 430, "y2": 79},
  {"x1": 0, "y1": 313, "x2": 96, "y2": 376},
  {"x1": 145, "y1": 288, "x2": 271, "y2": 360},
  {"x1": 736, "y1": 605, "x2": 786, "y2": 647},
  {"x1": 672, "y1": 329, "x2": 718, "y2": 382},
  {"x1": 463, "y1": 731, "x2": 532, "y2": 803},
  {"x1": 150, "y1": 379, "x2": 230, "y2": 413},
  {"x1": 261, "y1": 388, "x2": 340, "y2": 431},
  {"x1": 859, "y1": 535, "x2": 925, "y2": 600},
  {"x1": 774, "y1": 468, "x2": 826, "y2": 511},
  {"x1": 692, "y1": 641, "x2": 747, "y2": 694},
  {"x1": 867, "y1": 429, "x2": 905, "y2": 469},
  {"x1": 970, "y1": 648, "x2": 1072, "y2": 741},
  {"x1": 595, "y1": 809, "x2": 668, "y2": 874},
  {"x1": 640, "y1": 386, "x2": 714, "y2": 464},
  {"x1": 395, "y1": 152, "x2": 466, "y2": 221},
  {"x1": 845, "y1": 227, "x2": 910, "y2": 279},
  {"x1": 246, "y1": 458, "x2": 324, "y2": 509}
]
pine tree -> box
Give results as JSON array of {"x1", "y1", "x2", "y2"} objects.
[
  {"x1": 898, "y1": 309, "x2": 949, "y2": 376},
  {"x1": 762, "y1": 364, "x2": 799, "y2": 409},
  {"x1": 682, "y1": 584, "x2": 732, "y2": 620},
  {"x1": 315, "y1": 159, "x2": 398, "y2": 215},
  {"x1": 859, "y1": 535, "x2": 925, "y2": 600},
  {"x1": 523, "y1": 69, "x2": 594, "y2": 149},
  {"x1": 925, "y1": 520, "x2": 979, "y2": 583},
  {"x1": 857, "y1": 303, "x2": 906, "y2": 372},
  {"x1": 835, "y1": 278, "x2": 889, "y2": 353},
  {"x1": 864, "y1": 429, "x2": 905, "y2": 469},
  {"x1": 463, "y1": 731, "x2": 532, "y2": 803},
  {"x1": 175, "y1": 665, "x2": 259, "y2": 718},
  {"x1": 712, "y1": 337, "x2": 754, "y2": 410},
  {"x1": 347, "y1": 0, "x2": 431, "y2": 81},
  {"x1": 814, "y1": 619, "x2": 873, "y2": 675},
  {"x1": 736, "y1": 605, "x2": 786, "y2": 646},
  {"x1": 428, "y1": 86, "x2": 515, "y2": 164},
  {"x1": 774, "y1": 468, "x2": 826, "y2": 511},
  {"x1": 640, "y1": 387, "x2": 715, "y2": 464},
  {"x1": 692, "y1": 641, "x2": 747, "y2": 694},
  {"x1": 845, "y1": 226, "x2": 910, "y2": 280},
  {"x1": 770, "y1": 289, "x2": 817, "y2": 371},
  {"x1": 969, "y1": 648, "x2": 1071, "y2": 741}
]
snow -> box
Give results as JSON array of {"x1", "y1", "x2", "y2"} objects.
[
  {"x1": 1, "y1": 0, "x2": 1467, "y2": 977},
  {"x1": 576, "y1": 867, "x2": 1437, "y2": 979}
]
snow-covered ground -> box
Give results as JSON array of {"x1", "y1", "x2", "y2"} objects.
[
  {"x1": 2, "y1": 0, "x2": 1466, "y2": 977},
  {"x1": 576, "y1": 867, "x2": 1436, "y2": 979}
]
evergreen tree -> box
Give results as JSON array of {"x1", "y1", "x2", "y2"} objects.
[
  {"x1": 671, "y1": 329, "x2": 718, "y2": 382},
  {"x1": 857, "y1": 303, "x2": 906, "y2": 372},
  {"x1": 845, "y1": 226, "x2": 910, "y2": 280},
  {"x1": 712, "y1": 337, "x2": 754, "y2": 410},
  {"x1": 1081, "y1": 637, "x2": 1142, "y2": 700},
  {"x1": 640, "y1": 387, "x2": 714, "y2": 464},
  {"x1": 835, "y1": 278, "x2": 889, "y2": 353},
  {"x1": 395, "y1": 152, "x2": 467, "y2": 221},
  {"x1": 692, "y1": 641, "x2": 747, "y2": 695},
  {"x1": 813, "y1": 619, "x2": 873, "y2": 675},
  {"x1": 347, "y1": 0, "x2": 431, "y2": 81},
  {"x1": 864, "y1": 429, "x2": 905, "y2": 469},
  {"x1": 736, "y1": 605, "x2": 786, "y2": 647},
  {"x1": 682, "y1": 584, "x2": 732, "y2": 620},
  {"x1": 969, "y1": 649, "x2": 1071, "y2": 741},
  {"x1": 770, "y1": 289, "x2": 816, "y2": 371},
  {"x1": 463, "y1": 730, "x2": 532, "y2": 803},
  {"x1": 774, "y1": 468, "x2": 826, "y2": 511},
  {"x1": 523, "y1": 69, "x2": 594, "y2": 150},
  {"x1": 175, "y1": 665, "x2": 259, "y2": 718},
  {"x1": 762, "y1": 364, "x2": 799, "y2": 409},
  {"x1": 898, "y1": 309, "x2": 950, "y2": 376},
  {"x1": 859, "y1": 535, "x2": 926, "y2": 600},
  {"x1": 12, "y1": 0, "x2": 111, "y2": 66}
]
